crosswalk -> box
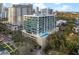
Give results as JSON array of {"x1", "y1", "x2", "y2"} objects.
[{"x1": 2, "y1": 42, "x2": 17, "y2": 54}]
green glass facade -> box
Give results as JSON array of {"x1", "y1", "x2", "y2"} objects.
[{"x1": 23, "y1": 15, "x2": 56, "y2": 36}]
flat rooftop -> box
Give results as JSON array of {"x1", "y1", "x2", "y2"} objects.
[{"x1": 23, "y1": 14, "x2": 54, "y2": 17}]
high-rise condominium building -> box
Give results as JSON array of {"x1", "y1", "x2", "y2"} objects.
[
  {"x1": 4, "y1": 7, "x2": 8, "y2": 18},
  {"x1": 34, "y1": 7, "x2": 40, "y2": 15},
  {"x1": 0, "y1": 3, "x2": 7, "y2": 19},
  {"x1": 23, "y1": 15, "x2": 56, "y2": 37},
  {"x1": 8, "y1": 7, "x2": 16, "y2": 25},
  {"x1": 13, "y1": 4, "x2": 33, "y2": 15},
  {"x1": 41, "y1": 8, "x2": 53, "y2": 15},
  {"x1": 0, "y1": 3, "x2": 3, "y2": 14},
  {"x1": 8, "y1": 4, "x2": 33, "y2": 26},
  {"x1": 0, "y1": 3, "x2": 3, "y2": 18}
]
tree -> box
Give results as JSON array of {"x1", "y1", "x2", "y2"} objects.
[
  {"x1": 12, "y1": 31, "x2": 24, "y2": 42},
  {"x1": 66, "y1": 33, "x2": 79, "y2": 54}
]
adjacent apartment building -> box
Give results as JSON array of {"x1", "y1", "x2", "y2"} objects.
[{"x1": 8, "y1": 4, "x2": 33, "y2": 26}]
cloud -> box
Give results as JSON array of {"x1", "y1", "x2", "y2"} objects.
[
  {"x1": 33, "y1": 3, "x2": 47, "y2": 9},
  {"x1": 54, "y1": 3, "x2": 62, "y2": 5},
  {"x1": 1, "y1": 0, "x2": 79, "y2": 3},
  {"x1": 55, "y1": 5, "x2": 73, "y2": 11}
]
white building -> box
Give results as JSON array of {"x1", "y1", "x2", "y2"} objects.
[
  {"x1": 73, "y1": 18, "x2": 79, "y2": 33},
  {"x1": 56, "y1": 20, "x2": 67, "y2": 26},
  {"x1": 41, "y1": 8, "x2": 53, "y2": 15}
]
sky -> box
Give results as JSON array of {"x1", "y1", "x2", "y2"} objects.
[{"x1": 3, "y1": 3, "x2": 79, "y2": 12}]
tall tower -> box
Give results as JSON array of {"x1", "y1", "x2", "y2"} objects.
[
  {"x1": 8, "y1": 7, "x2": 16, "y2": 25},
  {"x1": 41, "y1": 8, "x2": 53, "y2": 15},
  {"x1": 41, "y1": 8, "x2": 48, "y2": 15},
  {"x1": 8, "y1": 4, "x2": 33, "y2": 26},
  {"x1": 35, "y1": 7, "x2": 40, "y2": 15},
  {"x1": 0, "y1": 3, "x2": 7, "y2": 19},
  {"x1": 0, "y1": 3, "x2": 3, "y2": 14},
  {"x1": 0, "y1": 3, "x2": 3, "y2": 18}
]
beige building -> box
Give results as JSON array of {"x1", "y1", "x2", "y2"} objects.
[
  {"x1": 8, "y1": 7, "x2": 16, "y2": 25},
  {"x1": 8, "y1": 7, "x2": 23, "y2": 26}
]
